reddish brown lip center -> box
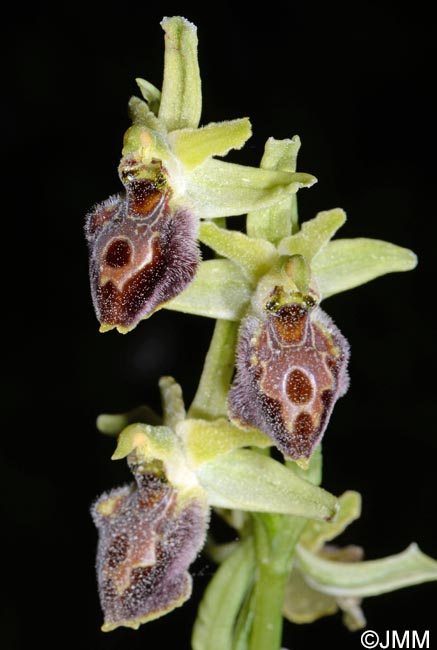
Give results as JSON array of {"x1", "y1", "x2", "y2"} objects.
[
  {"x1": 271, "y1": 303, "x2": 308, "y2": 343},
  {"x1": 294, "y1": 411, "x2": 314, "y2": 437},
  {"x1": 286, "y1": 368, "x2": 313, "y2": 404},
  {"x1": 105, "y1": 238, "x2": 132, "y2": 268}
]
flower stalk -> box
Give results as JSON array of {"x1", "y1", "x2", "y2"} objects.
[
  {"x1": 249, "y1": 513, "x2": 306, "y2": 650},
  {"x1": 188, "y1": 319, "x2": 239, "y2": 421}
]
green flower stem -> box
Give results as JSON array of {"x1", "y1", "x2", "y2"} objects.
[
  {"x1": 188, "y1": 208, "x2": 239, "y2": 424},
  {"x1": 244, "y1": 451, "x2": 324, "y2": 649},
  {"x1": 249, "y1": 513, "x2": 307, "y2": 650},
  {"x1": 188, "y1": 319, "x2": 239, "y2": 420}
]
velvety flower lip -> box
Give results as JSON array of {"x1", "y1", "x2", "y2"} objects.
[
  {"x1": 85, "y1": 168, "x2": 199, "y2": 333},
  {"x1": 91, "y1": 454, "x2": 208, "y2": 632},
  {"x1": 228, "y1": 285, "x2": 350, "y2": 460}
]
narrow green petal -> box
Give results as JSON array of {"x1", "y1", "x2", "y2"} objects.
[
  {"x1": 158, "y1": 17, "x2": 201, "y2": 131},
  {"x1": 159, "y1": 376, "x2": 186, "y2": 429},
  {"x1": 297, "y1": 543, "x2": 437, "y2": 597},
  {"x1": 135, "y1": 77, "x2": 161, "y2": 114},
  {"x1": 197, "y1": 449, "x2": 339, "y2": 520},
  {"x1": 96, "y1": 405, "x2": 161, "y2": 435},
  {"x1": 246, "y1": 136, "x2": 303, "y2": 243},
  {"x1": 177, "y1": 417, "x2": 271, "y2": 467},
  {"x1": 300, "y1": 491, "x2": 362, "y2": 552},
  {"x1": 278, "y1": 208, "x2": 346, "y2": 260},
  {"x1": 187, "y1": 158, "x2": 316, "y2": 219},
  {"x1": 169, "y1": 118, "x2": 252, "y2": 170},
  {"x1": 199, "y1": 221, "x2": 277, "y2": 284},
  {"x1": 164, "y1": 259, "x2": 251, "y2": 320},
  {"x1": 192, "y1": 538, "x2": 255, "y2": 650},
  {"x1": 128, "y1": 96, "x2": 163, "y2": 132},
  {"x1": 313, "y1": 238, "x2": 418, "y2": 298}
]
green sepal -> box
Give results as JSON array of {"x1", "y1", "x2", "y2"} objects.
[
  {"x1": 283, "y1": 566, "x2": 338, "y2": 624},
  {"x1": 246, "y1": 136, "x2": 303, "y2": 243},
  {"x1": 164, "y1": 259, "x2": 251, "y2": 320},
  {"x1": 199, "y1": 221, "x2": 277, "y2": 284},
  {"x1": 297, "y1": 543, "x2": 437, "y2": 597},
  {"x1": 196, "y1": 448, "x2": 339, "y2": 520},
  {"x1": 187, "y1": 158, "x2": 316, "y2": 219},
  {"x1": 259, "y1": 136, "x2": 301, "y2": 174},
  {"x1": 159, "y1": 17, "x2": 201, "y2": 131},
  {"x1": 177, "y1": 417, "x2": 271, "y2": 467},
  {"x1": 169, "y1": 118, "x2": 252, "y2": 170},
  {"x1": 278, "y1": 208, "x2": 346, "y2": 260},
  {"x1": 135, "y1": 77, "x2": 161, "y2": 114},
  {"x1": 299, "y1": 491, "x2": 362, "y2": 552},
  {"x1": 283, "y1": 546, "x2": 366, "y2": 630},
  {"x1": 192, "y1": 538, "x2": 255, "y2": 650},
  {"x1": 312, "y1": 237, "x2": 418, "y2": 298}
]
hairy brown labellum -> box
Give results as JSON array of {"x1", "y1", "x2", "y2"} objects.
[
  {"x1": 228, "y1": 296, "x2": 349, "y2": 460},
  {"x1": 91, "y1": 464, "x2": 207, "y2": 631},
  {"x1": 85, "y1": 164, "x2": 199, "y2": 331}
]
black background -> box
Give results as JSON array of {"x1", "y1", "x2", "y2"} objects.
[{"x1": 4, "y1": 1, "x2": 436, "y2": 649}]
